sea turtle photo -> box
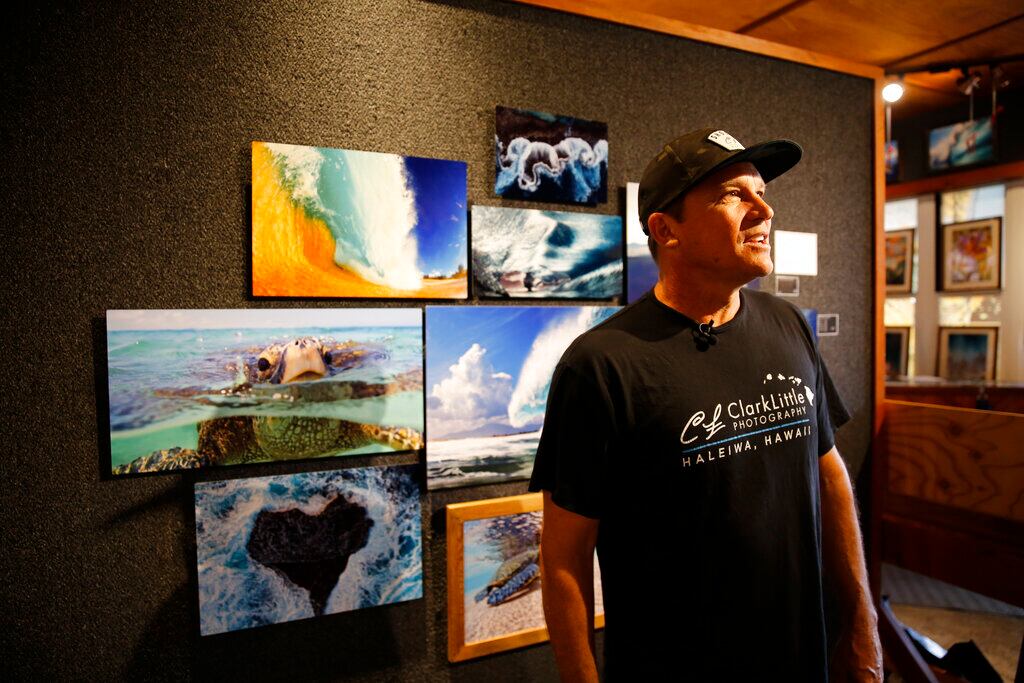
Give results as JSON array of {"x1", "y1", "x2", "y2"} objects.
[
  {"x1": 473, "y1": 548, "x2": 540, "y2": 606},
  {"x1": 113, "y1": 337, "x2": 423, "y2": 474}
]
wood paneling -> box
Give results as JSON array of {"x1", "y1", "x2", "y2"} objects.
[
  {"x1": 509, "y1": 0, "x2": 882, "y2": 78},
  {"x1": 882, "y1": 400, "x2": 1024, "y2": 522},
  {"x1": 516, "y1": 1, "x2": 1023, "y2": 118},
  {"x1": 745, "y1": 1, "x2": 1023, "y2": 68},
  {"x1": 888, "y1": 15, "x2": 1024, "y2": 71},
  {"x1": 881, "y1": 510, "x2": 1024, "y2": 607},
  {"x1": 885, "y1": 385, "x2": 1024, "y2": 414},
  {"x1": 580, "y1": 0, "x2": 797, "y2": 33},
  {"x1": 886, "y1": 160, "x2": 1024, "y2": 198}
]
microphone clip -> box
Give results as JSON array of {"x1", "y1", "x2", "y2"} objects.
[{"x1": 692, "y1": 320, "x2": 718, "y2": 351}]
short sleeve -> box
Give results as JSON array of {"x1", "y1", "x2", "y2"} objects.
[
  {"x1": 527, "y1": 361, "x2": 613, "y2": 519},
  {"x1": 814, "y1": 352, "x2": 850, "y2": 457}
]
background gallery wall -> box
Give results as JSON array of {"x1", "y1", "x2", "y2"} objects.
[{"x1": 3, "y1": 0, "x2": 872, "y2": 680}]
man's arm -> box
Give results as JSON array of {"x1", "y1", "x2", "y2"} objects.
[
  {"x1": 539, "y1": 490, "x2": 600, "y2": 683},
  {"x1": 819, "y1": 447, "x2": 882, "y2": 682}
]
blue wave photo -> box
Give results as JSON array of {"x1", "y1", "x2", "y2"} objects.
[
  {"x1": 494, "y1": 106, "x2": 608, "y2": 204},
  {"x1": 426, "y1": 305, "x2": 618, "y2": 489},
  {"x1": 472, "y1": 205, "x2": 622, "y2": 299},
  {"x1": 195, "y1": 464, "x2": 422, "y2": 636}
]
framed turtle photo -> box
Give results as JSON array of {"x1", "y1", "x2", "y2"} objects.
[
  {"x1": 106, "y1": 308, "x2": 424, "y2": 475},
  {"x1": 446, "y1": 493, "x2": 604, "y2": 662}
]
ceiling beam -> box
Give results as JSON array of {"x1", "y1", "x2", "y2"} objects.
[
  {"x1": 885, "y1": 13, "x2": 1024, "y2": 70},
  {"x1": 735, "y1": 0, "x2": 813, "y2": 35},
  {"x1": 888, "y1": 53, "x2": 1024, "y2": 76},
  {"x1": 508, "y1": 0, "x2": 882, "y2": 79}
]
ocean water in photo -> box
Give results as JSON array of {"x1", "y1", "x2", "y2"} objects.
[
  {"x1": 108, "y1": 324, "x2": 423, "y2": 471},
  {"x1": 472, "y1": 206, "x2": 622, "y2": 299},
  {"x1": 195, "y1": 465, "x2": 422, "y2": 636}
]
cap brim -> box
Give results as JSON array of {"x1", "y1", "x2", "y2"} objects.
[{"x1": 710, "y1": 139, "x2": 803, "y2": 184}]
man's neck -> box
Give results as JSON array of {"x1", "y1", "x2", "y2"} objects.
[{"x1": 653, "y1": 276, "x2": 742, "y2": 325}]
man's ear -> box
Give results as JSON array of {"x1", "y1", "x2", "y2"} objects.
[{"x1": 647, "y1": 212, "x2": 680, "y2": 249}]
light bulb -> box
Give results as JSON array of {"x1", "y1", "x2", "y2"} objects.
[{"x1": 882, "y1": 82, "x2": 904, "y2": 103}]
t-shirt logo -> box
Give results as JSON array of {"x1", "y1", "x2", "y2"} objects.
[
  {"x1": 677, "y1": 372, "x2": 813, "y2": 468},
  {"x1": 707, "y1": 130, "x2": 744, "y2": 151}
]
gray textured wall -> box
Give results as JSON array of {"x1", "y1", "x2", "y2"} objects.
[{"x1": 2, "y1": 1, "x2": 874, "y2": 680}]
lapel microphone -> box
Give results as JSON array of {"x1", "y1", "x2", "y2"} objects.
[{"x1": 692, "y1": 320, "x2": 718, "y2": 351}]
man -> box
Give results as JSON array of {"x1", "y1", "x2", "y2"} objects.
[{"x1": 528, "y1": 128, "x2": 881, "y2": 681}]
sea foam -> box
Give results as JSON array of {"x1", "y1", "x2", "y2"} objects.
[
  {"x1": 506, "y1": 308, "x2": 615, "y2": 427},
  {"x1": 266, "y1": 143, "x2": 423, "y2": 290}
]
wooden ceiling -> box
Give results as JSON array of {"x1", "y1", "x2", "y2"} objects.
[{"x1": 532, "y1": 0, "x2": 1024, "y2": 120}]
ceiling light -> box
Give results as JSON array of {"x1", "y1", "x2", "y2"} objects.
[
  {"x1": 957, "y1": 70, "x2": 982, "y2": 95},
  {"x1": 882, "y1": 82, "x2": 904, "y2": 103}
]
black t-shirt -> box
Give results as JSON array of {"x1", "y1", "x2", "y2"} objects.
[{"x1": 528, "y1": 288, "x2": 850, "y2": 682}]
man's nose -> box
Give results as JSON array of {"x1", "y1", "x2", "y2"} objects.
[{"x1": 751, "y1": 194, "x2": 774, "y2": 222}]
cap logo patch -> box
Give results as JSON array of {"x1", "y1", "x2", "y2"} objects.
[{"x1": 707, "y1": 130, "x2": 744, "y2": 151}]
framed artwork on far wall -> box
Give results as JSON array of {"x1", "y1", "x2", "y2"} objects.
[
  {"x1": 885, "y1": 229, "x2": 914, "y2": 294},
  {"x1": 937, "y1": 327, "x2": 997, "y2": 381},
  {"x1": 884, "y1": 327, "x2": 910, "y2": 379},
  {"x1": 939, "y1": 218, "x2": 1002, "y2": 292},
  {"x1": 446, "y1": 493, "x2": 604, "y2": 662},
  {"x1": 928, "y1": 117, "x2": 994, "y2": 171}
]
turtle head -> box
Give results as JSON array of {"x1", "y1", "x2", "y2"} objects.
[{"x1": 256, "y1": 338, "x2": 330, "y2": 384}]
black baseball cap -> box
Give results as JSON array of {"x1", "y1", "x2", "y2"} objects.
[{"x1": 638, "y1": 128, "x2": 802, "y2": 234}]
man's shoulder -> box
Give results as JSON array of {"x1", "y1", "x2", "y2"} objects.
[
  {"x1": 742, "y1": 287, "x2": 817, "y2": 351},
  {"x1": 560, "y1": 295, "x2": 659, "y2": 365},
  {"x1": 744, "y1": 287, "x2": 798, "y2": 316},
  {"x1": 744, "y1": 287, "x2": 809, "y2": 326}
]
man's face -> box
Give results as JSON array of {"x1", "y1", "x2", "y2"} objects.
[{"x1": 661, "y1": 161, "x2": 775, "y2": 283}]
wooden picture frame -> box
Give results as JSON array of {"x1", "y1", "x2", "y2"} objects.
[
  {"x1": 939, "y1": 218, "x2": 1002, "y2": 292},
  {"x1": 937, "y1": 327, "x2": 997, "y2": 381},
  {"x1": 884, "y1": 327, "x2": 910, "y2": 379},
  {"x1": 884, "y1": 229, "x2": 914, "y2": 294},
  {"x1": 446, "y1": 493, "x2": 604, "y2": 662}
]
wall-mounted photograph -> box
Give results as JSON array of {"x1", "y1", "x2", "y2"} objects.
[
  {"x1": 775, "y1": 275, "x2": 800, "y2": 297},
  {"x1": 252, "y1": 141, "x2": 468, "y2": 298},
  {"x1": 885, "y1": 140, "x2": 899, "y2": 182},
  {"x1": 940, "y1": 218, "x2": 1002, "y2": 292},
  {"x1": 495, "y1": 106, "x2": 608, "y2": 204},
  {"x1": 928, "y1": 117, "x2": 994, "y2": 171},
  {"x1": 195, "y1": 464, "x2": 422, "y2": 636},
  {"x1": 107, "y1": 309, "x2": 423, "y2": 475},
  {"x1": 885, "y1": 327, "x2": 910, "y2": 379},
  {"x1": 885, "y1": 229, "x2": 915, "y2": 294},
  {"x1": 471, "y1": 205, "x2": 622, "y2": 299},
  {"x1": 625, "y1": 181, "x2": 658, "y2": 302},
  {"x1": 425, "y1": 305, "x2": 618, "y2": 489},
  {"x1": 446, "y1": 493, "x2": 603, "y2": 662},
  {"x1": 938, "y1": 327, "x2": 998, "y2": 381}
]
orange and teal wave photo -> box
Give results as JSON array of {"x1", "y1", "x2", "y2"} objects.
[{"x1": 252, "y1": 141, "x2": 469, "y2": 298}]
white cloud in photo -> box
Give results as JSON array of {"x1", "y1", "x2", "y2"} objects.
[{"x1": 429, "y1": 343, "x2": 512, "y2": 438}]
